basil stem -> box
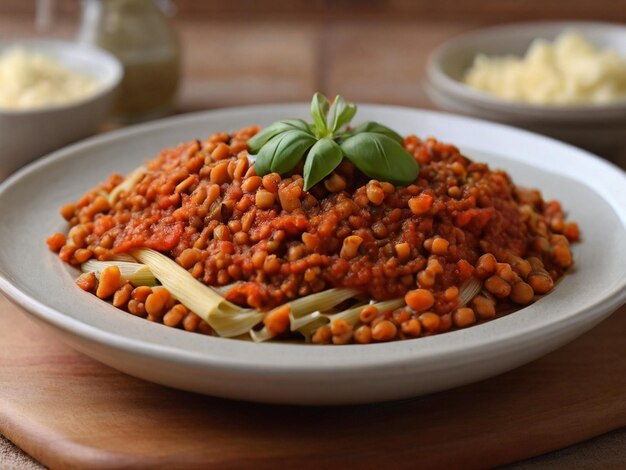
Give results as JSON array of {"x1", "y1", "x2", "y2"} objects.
[
  {"x1": 349, "y1": 121, "x2": 404, "y2": 144},
  {"x1": 340, "y1": 132, "x2": 419, "y2": 186},
  {"x1": 303, "y1": 138, "x2": 343, "y2": 191},
  {"x1": 247, "y1": 119, "x2": 312, "y2": 154},
  {"x1": 255, "y1": 130, "x2": 317, "y2": 176},
  {"x1": 311, "y1": 92, "x2": 330, "y2": 137}
]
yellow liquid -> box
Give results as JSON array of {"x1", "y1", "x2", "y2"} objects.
[{"x1": 78, "y1": 0, "x2": 181, "y2": 122}]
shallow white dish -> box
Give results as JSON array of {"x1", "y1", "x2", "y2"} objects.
[
  {"x1": 0, "y1": 104, "x2": 625, "y2": 405},
  {"x1": 426, "y1": 21, "x2": 626, "y2": 156}
]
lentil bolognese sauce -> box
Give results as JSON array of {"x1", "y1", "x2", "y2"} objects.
[{"x1": 47, "y1": 94, "x2": 579, "y2": 344}]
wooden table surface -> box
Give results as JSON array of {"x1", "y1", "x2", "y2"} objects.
[{"x1": 1, "y1": 8, "x2": 625, "y2": 469}]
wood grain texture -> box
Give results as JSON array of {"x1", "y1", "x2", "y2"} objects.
[{"x1": 0, "y1": 294, "x2": 624, "y2": 470}]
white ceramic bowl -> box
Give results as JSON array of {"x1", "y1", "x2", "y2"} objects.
[
  {"x1": 426, "y1": 22, "x2": 626, "y2": 157},
  {"x1": 0, "y1": 39, "x2": 122, "y2": 178},
  {"x1": 0, "y1": 104, "x2": 625, "y2": 405}
]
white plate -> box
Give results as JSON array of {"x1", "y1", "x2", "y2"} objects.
[{"x1": 1, "y1": 104, "x2": 625, "y2": 405}]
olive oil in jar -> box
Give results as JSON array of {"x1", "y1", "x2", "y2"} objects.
[{"x1": 77, "y1": 0, "x2": 181, "y2": 123}]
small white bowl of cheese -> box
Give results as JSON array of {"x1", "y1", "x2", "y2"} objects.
[
  {"x1": 0, "y1": 39, "x2": 122, "y2": 177},
  {"x1": 426, "y1": 22, "x2": 626, "y2": 158}
]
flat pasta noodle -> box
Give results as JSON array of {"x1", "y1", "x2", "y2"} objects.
[{"x1": 108, "y1": 166, "x2": 146, "y2": 204}]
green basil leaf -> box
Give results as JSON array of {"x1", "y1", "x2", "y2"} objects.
[
  {"x1": 350, "y1": 121, "x2": 404, "y2": 144},
  {"x1": 328, "y1": 97, "x2": 357, "y2": 133},
  {"x1": 340, "y1": 132, "x2": 419, "y2": 186},
  {"x1": 254, "y1": 130, "x2": 317, "y2": 176},
  {"x1": 335, "y1": 104, "x2": 357, "y2": 132},
  {"x1": 327, "y1": 95, "x2": 345, "y2": 132},
  {"x1": 310, "y1": 92, "x2": 330, "y2": 136},
  {"x1": 303, "y1": 138, "x2": 344, "y2": 191},
  {"x1": 247, "y1": 119, "x2": 312, "y2": 154}
]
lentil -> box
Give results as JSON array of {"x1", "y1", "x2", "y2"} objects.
[
  {"x1": 418, "y1": 312, "x2": 441, "y2": 333},
  {"x1": 46, "y1": 233, "x2": 67, "y2": 252},
  {"x1": 453, "y1": 307, "x2": 476, "y2": 328},
  {"x1": 340, "y1": 235, "x2": 363, "y2": 260},
  {"x1": 183, "y1": 312, "x2": 202, "y2": 332},
  {"x1": 359, "y1": 305, "x2": 379, "y2": 324},
  {"x1": 431, "y1": 238, "x2": 449, "y2": 255},
  {"x1": 75, "y1": 272, "x2": 96, "y2": 292},
  {"x1": 132, "y1": 286, "x2": 153, "y2": 302},
  {"x1": 510, "y1": 281, "x2": 534, "y2": 305},
  {"x1": 484, "y1": 275, "x2": 511, "y2": 298},
  {"x1": 263, "y1": 304, "x2": 291, "y2": 335},
  {"x1": 372, "y1": 320, "x2": 397, "y2": 342},
  {"x1": 96, "y1": 265, "x2": 121, "y2": 299},
  {"x1": 528, "y1": 272, "x2": 554, "y2": 294},
  {"x1": 405, "y1": 289, "x2": 435, "y2": 312},
  {"x1": 472, "y1": 295, "x2": 496, "y2": 320},
  {"x1": 163, "y1": 304, "x2": 186, "y2": 326},
  {"x1": 354, "y1": 325, "x2": 372, "y2": 344},
  {"x1": 127, "y1": 299, "x2": 146, "y2": 316},
  {"x1": 145, "y1": 288, "x2": 171, "y2": 317},
  {"x1": 311, "y1": 325, "x2": 332, "y2": 344},
  {"x1": 400, "y1": 318, "x2": 421, "y2": 337},
  {"x1": 112, "y1": 283, "x2": 133, "y2": 308}
]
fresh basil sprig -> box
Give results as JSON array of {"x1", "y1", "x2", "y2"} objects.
[{"x1": 249, "y1": 93, "x2": 419, "y2": 190}]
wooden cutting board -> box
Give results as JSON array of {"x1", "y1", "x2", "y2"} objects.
[{"x1": 0, "y1": 294, "x2": 624, "y2": 470}]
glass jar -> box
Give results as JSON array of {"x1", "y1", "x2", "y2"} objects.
[{"x1": 77, "y1": 0, "x2": 181, "y2": 123}]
